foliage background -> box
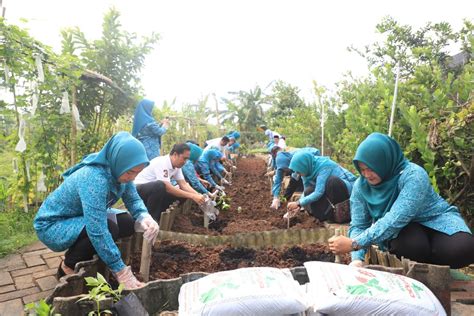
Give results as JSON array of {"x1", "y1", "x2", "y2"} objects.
[{"x1": 0, "y1": 13, "x2": 472, "y2": 255}]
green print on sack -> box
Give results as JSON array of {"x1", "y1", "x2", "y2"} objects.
[
  {"x1": 200, "y1": 281, "x2": 240, "y2": 303},
  {"x1": 346, "y1": 277, "x2": 389, "y2": 296}
]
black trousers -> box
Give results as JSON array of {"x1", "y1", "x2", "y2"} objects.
[
  {"x1": 389, "y1": 222, "x2": 474, "y2": 269},
  {"x1": 64, "y1": 212, "x2": 134, "y2": 269},
  {"x1": 136, "y1": 180, "x2": 178, "y2": 221},
  {"x1": 304, "y1": 176, "x2": 350, "y2": 222},
  {"x1": 283, "y1": 177, "x2": 304, "y2": 200}
]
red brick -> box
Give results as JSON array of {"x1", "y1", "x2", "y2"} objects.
[
  {"x1": 10, "y1": 265, "x2": 48, "y2": 278},
  {"x1": 13, "y1": 274, "x2": 35, "y2": 290},
  {"x1": 45, "y1": 256, "x2": 61, "y2": 269},
  {"x1": 22, "y1": 241, "x2": 47, "y2": 252},
  {"x1": 23, "y1": 255, "x2": 45, "y2": 267},
  {"x1": 41, "y1": 251, "x2": 65, "y2": 259},
  {"x1": 451, "y1": 291, "x2": 474, "y2": 302},
  {"x1": 0, "y1": 272, "x2": 13, "y2": 286},
  {"x1": 451, "y1": 281, "x2": 474, "y2": 291},
  {"x1": 2, "y1": 262, "x2": 27, "y2": 272},
  {"x1": 22, "y1": 289, "x2": 54, "y2": 305},
  {"x1": 0, "y1": 285, "x2": 15, "y2": 294},
  {"x1": 32, "y1": 268, "x2": 57, "y2": 279},
  {"x1": 0, "y1": 254, "x2": 22, "y2": 270},
  {"x1": 22, "y1": 248, "x2": 52, "y2": 258},
  {"x1": 0, "y1": 298, "x2": 24, "y2": 316},
  {"x1": 0, "y1": 286, "x2": 39, "y2": 303},
  {"x1": 36, "y1": 276, "x2": 58, "y2": 291}
]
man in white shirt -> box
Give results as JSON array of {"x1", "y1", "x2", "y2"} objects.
[
  {"x1": 135, "y1": 143, "x2": 206, "y2": 220},
  {"x1": 203, "y1": 135, "x2": 230, "y2": 153}
]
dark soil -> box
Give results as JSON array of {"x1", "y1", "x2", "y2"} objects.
[
  {"x1": 172, "y1": 157, "x2": 322, "y2": 235},
  {"x1": 129, "y1": 157, "x2": 349, "y2": 281},
  {"x1": 131, "y1": 240, "x2": 347, "y2": 280}
]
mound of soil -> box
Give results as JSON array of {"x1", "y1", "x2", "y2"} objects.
[
  {"x1": 172, "y1": 157, "x2": 322, "y2": 235},
  {"x1": 131, "y1": 240, "x2": 349, "y2": 280}
]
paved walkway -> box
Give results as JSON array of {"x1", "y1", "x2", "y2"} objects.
[{"x1": 0, "y1": 241, "x2": 63, "y2": 316}]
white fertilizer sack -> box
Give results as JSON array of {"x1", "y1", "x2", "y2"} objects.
[
  {"x1": 179, "y1": 267, "x2": 310, "y2": 316},
  {"x1": 304, "y1": 261, "x2": 446, "y2": 316}
]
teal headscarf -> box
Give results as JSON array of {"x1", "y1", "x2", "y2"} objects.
[
  {"x1": 132, "y1": 99, "x2": 155, "y2": 136},
  {"x1": 353, "y1": 133, "x2": 409, "y2": 220},
  {"x1": 200, "y1": 149, "x2": 223, "y2": 163},
  {"x1": 63, "y1": 131, "x2": 149, "y2": 182},
  {"x1": 227, "y1": 131, "x2": 241, "y2": 139},
  {"x1": 187, "y1": 143, "x2": 203, "y2": 163},
  {"x1": 289, "y1": 152, "x2": 337, "y2": 180}
]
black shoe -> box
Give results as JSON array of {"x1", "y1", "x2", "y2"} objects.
[{"x1": 56, "y1": 262, "x2": 66, "y2": 280}]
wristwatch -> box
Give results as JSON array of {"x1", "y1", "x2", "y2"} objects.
[{"x1": 351, "y1": 239, "x2": 360, "y2": 251}]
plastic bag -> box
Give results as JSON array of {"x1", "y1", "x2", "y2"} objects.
[
  {"x1": 200, "y1": 197, "x2": 219, "y2": 221},
  {"x1": 37, "y1": 171, "x2": 47, "y2": 192},
  {"x1": 72, "y1": 103, "x2": 85, "y2": 130},
  {"x1": 4, "y1": 61, "x2": 10, "y2": 84},
  {"x1": 15, "y1": 118, "x2": 27, "y2": 152},
  {"x1": 34, "y1": 54, "x2": 44, "y2": 83},
  {"x1": 60, "y1": 91, "x2": 70, "y2": 114}
]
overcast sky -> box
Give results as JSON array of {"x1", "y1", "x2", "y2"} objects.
[{"x1": 3, "y1": 0, "x2": 473, "y2": 108}]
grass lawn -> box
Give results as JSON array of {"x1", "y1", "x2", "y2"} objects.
[{"x1": 0, "y1": 210, "x2": 37, "y2": 257}]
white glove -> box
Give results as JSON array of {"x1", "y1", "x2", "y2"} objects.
[
  {"x1": 215, "y1": 185, "x2": 225, "y2": 191},
  {"x1": 349, "y1": 260, "x2": 365, "y2": 267},
  {"x1": 134, "y1": 213, "x2": 159, "y2": 245},
  {"x1": 270, "y1": 198, "x2": 280, "y2": 210},
  {"x1": 114, "y1": 266, "x2": 144, "y2": 290},
  {"x1": 231, "y1": 165, "x2": 237, "y2": 170},
  {"x1": 207, "y1": 191, "x2": 218, "y2": 199},
  {"x1": 221, "y1": 178, "x2": 230, "y2": 185}
]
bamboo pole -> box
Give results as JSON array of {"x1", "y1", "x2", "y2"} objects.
[{"x1": 70, "y1": 87, "x2": 77, "y2": 165}]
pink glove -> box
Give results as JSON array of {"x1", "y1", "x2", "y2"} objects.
[
  {"x1": 349, "y1": 260, "x2": 365, "y2": 267},
  {"x1": 114, "y1": 266, "x2": 144, "y2": 290},
  {"x1": 270, "y1": 198, "x2": 280, "y2": 210},
  {"x1": 135, "y1": 213, "x2": 159, "y2": 244}
]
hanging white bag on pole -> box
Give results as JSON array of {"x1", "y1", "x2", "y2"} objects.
[
  {"x1": 31, "y1": 82, "x2": 38, "y2": 115},
  {"x1": 4, "y1": 61, "x2": 10, "y2": 84},
  {"x1": 304, "y1": 261, "x2": 446, "y2": 316},
  {"x1": 15, "y1": 117, "x2": 27, "y2": 152},
  {"x1": 72, "y1": 103, "x2": 85, "y2": 130},
  {"x1": 60, "y1": 91, "x2": 70, "y2": 114},
  {"x1": 178, "y1": 267, "x2": 310, "y2": 316},
  {"x1": 34, "y1": 54, "x2": 44, "y2": 83},
  {"x1": 37, "y1": 171, "x2": 47, "y2": 192}
]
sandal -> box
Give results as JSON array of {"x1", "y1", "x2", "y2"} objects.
[{"x1": 56, "y1": 261, "x2": 74, "y2": 280}]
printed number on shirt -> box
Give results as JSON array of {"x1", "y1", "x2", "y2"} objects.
[{"x1": 163, "y1": 170, "x2": 168, "y2": 178}]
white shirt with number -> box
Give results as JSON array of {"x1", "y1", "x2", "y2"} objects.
[
  {"x1": 134, "y1": 154, "x2": 184, "y2": 185},
  {"x1": 204, "y1": 137, "x2": 224, "y2": 153}
]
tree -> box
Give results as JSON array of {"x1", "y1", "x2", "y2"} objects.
[{"x1": 266, "y1": 80, "x2": 305, "y2": 127}]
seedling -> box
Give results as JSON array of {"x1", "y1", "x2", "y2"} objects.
[
  {"x1": 215, "y1": 193, "x2": 231, "y2": 212},
  {"x1": 77, "y1": 272, "x2": 124, "y2": 316},
  {"x1": 24, "y1": 299, "x2": 60, "y2": 316}
]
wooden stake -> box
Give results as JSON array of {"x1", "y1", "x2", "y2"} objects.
[
  {"x1": 334, "y1": 228, "x2": 341, "y2": 263},
  {"x1": 139, "y1": 237, "x2": 152, "y2": 282}
]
